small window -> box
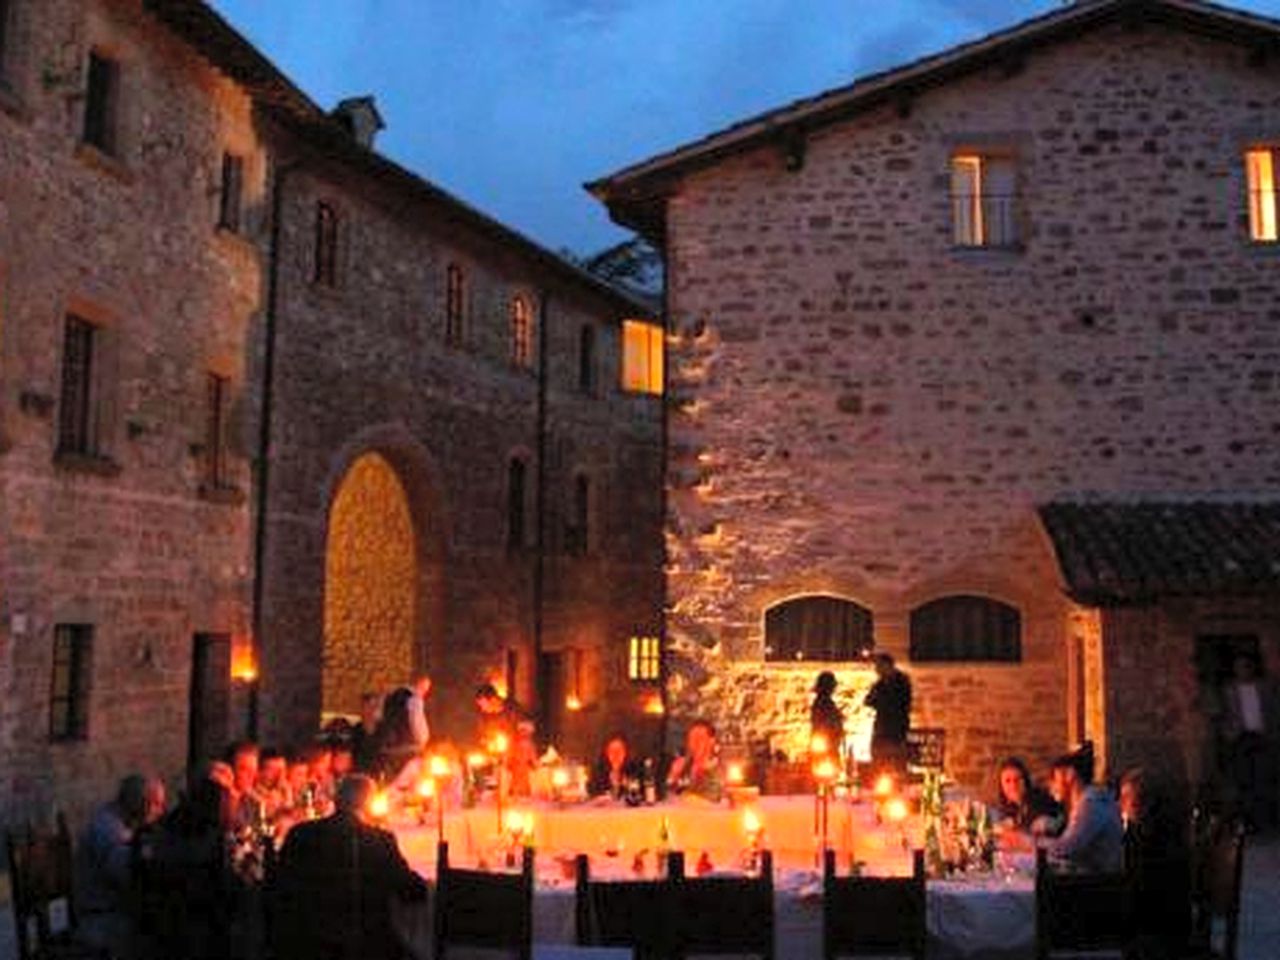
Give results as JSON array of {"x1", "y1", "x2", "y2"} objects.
[
  {"x1": 629, "y1": 636, "x2": 661, "y2": 682},
  {"x1": 764, "y1": 595, "x2": 873, "y2": 662},
  {"x1": 621, "y1": 320, "x2": 663, "y2": 395},
  {"x1": 506, "y1": 456, "x2": 526, "y2": 552},
  {"x1": 566, "y1": 474, "x2": 589, "y2": 556},
  {"x1": 951, "y1": 153, "x2": 1017, "y2": 248},
  {"x1": 218, "y1": 153, "x2": 244, "y2": 233},
  {"x1": 314, "y1": 201, "x2": 339, "y2": 286},
  {"x1": 909, "y1": 595, "x2": 1022, "y2": 663},
  {"x1": 0, "y1": 0, "x2": 12, "y2": 81},
  {"x1": 58, "y1": 315, "x2": 100, "y2": 457},
  {"x1": 204, "y1": 373, "x2": 231, "y2": 490},
  {"x1": 50, "y1": 624, "x2": 93, "y2": 742},
  {"x1": 578, "y1": 325, "x2": 597, "y2": 393},
  {"x1": 445, "y1": 263, "x2": 465, "y2": 345},
  {"x1": 510, "y1": 295, "x2": 534, "y2": 368},
  {"x1": 1246, "y1": 148, "x2": 1278, "y2": 243},
  {"x1": 83, "y1": 50, "x2": 119, "y2": 155}
]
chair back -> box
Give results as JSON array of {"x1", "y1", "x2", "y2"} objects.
[
  {"x1": 1190, "y1": 816, "x2": 1245, "y2": 960},
  {"x1": 822, "y1": 848, "x2": 925, "y2": 960},
  {"x1": 675, "y1": 850, "x2": 774, "y2": 959},
  {"x1": 434, "y1": 840, "x2": 533, "y2": 960},
  {"x1": 6, "y1": 814, "x2": 79, "y2": 960},
  {"x1": 575, "y1": 851, "x2": 682, "y2": 960},
  {"x1": 1035, "y1": 847, "x2": 1134, "y2": 959}
]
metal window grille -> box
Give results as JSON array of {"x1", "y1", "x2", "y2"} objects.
[
  {"x1": 219, "y1": 153, "x2": 243, "y2": 232},
  {"x1": 510, "y1": 296, "x2": 533, "y2": 367},
  {"x1": 764, "y1": 596, "x2": 874, "y2": 662},
  {"x1": 58, "y1": 316, "x2": 96, "y2": 456},
  {"x1": 314, "y1": 202, "x2": 338, "y2": 286},
  {"x1": 909, "y1": 595, "x2": 1022, "y2": 663},
  {"x1": 445, "y1": 263, "x2": 465, "y2": 344},
  {"x1": 50, "y1": 624, "x2": 93, "y2": 741},
  {"x1": 83, "y1": 51, "x2": 118, "y2": 154}
]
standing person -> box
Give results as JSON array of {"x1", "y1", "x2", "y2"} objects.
[
  {"x1": 1221, "y1": 654, "x2": 1279, "y2": 831},
  {"x1": 272, "y1": 775, "x2": 427, "y2": 960},
  {"x1": 809, "y1": 671, "x2": 845, "y2": 756},
  {"x1": 352, "y1": 690, "x2": 384, "y2": 771},
  {"x1": 74, "y1": 774, "x2": 165, "y2": 958},
  {"x1": 864, "y1": 654, "x2": 912, "y2": 778}
]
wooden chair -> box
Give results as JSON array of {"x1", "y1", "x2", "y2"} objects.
[
  {"x1": 822, "y1": 848, "x2": 925, "y2": 960},
  {"x1": 1035, "y1": 847, "x2": 1135, "y2": 959},
  {"x1": 674, "y1": 849, "x2": 774, "y2": 960},
  {"x1": 575, "y1": 851, "x2": 682, "y2": 960},
  {"x1": 1189, "y1": 817, "x2": 1246, "y2": 960},
  {"x1": 5, "y1": 815, "x2": 101, "y2": 960},
  {"x1": 434, "y1": 840, "x2": 534, "y2": 960}
]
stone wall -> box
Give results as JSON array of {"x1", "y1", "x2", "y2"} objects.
[
  {"x1": 0, "y1": 0, "x2": 263, "y2": 824},
  {"x1": 661, "y1": 21, "x2": 1280, "y2": 791}
]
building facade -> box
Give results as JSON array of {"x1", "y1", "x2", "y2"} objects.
[
  {"x1": 0, "y1": 0, "x2": 663, "y2": 826},
  {"x1": 591, "y1": 0, "x2": 1280, "y2": 793}
]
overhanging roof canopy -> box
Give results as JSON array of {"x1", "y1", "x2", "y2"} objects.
[{"x1": 1040, "y1": 502, "x2": 1280, "y2": 606}]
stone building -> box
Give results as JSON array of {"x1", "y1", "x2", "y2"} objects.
[
  {"x1": 591, "y1": 0, "x2": 1280, "y2": 793},
  {"x1": 0, "y1": 0, "x2": 662, "y2": 825}
]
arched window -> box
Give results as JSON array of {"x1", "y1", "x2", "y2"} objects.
[
  {"x1": 909, "y1": 595, "x2": 1021, "y2": 663},
  {"x1": 506, "y1": 457, "x2": 527, "y2": 552},
  {"x1": 764, "y1": 595, "x2": 874, "y2": 662},
  {"x1": 510, "y1": 294, "x2": 534, "y2": 368},
  {"x1": 313, "y1": 201, "x2": 339, "y2": 286},
  {"x1": 445, "y1": 263, "x2": 465, "y2": 345},
  {"x1": 578, "y1": 324, "x2": 596, "y2": 393}
]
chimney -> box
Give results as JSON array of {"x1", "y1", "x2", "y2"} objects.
[{"x1": 331, "y1": 96, "x2": 385, "y2": 150}]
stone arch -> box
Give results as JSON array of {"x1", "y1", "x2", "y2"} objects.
[{"x1": 320, "y1": 423, "x2": 447, "y2": 715}]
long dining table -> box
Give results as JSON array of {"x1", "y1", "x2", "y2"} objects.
[{"x1": 386, "y1": 795, "x2": 1037, "y2": 960}]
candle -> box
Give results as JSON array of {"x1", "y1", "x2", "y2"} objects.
[
  {"x1": 429, "y1": 755, "x2": 450, "y2": 779},
  {"x1": 491, "y1": 732, "x2": 510, "y2": 756},
  {"x1": 416, "y1": 777, "x2": 436, "y2": 800},
  {"x1": 810, "y1": 732, "x2": 829, "y2": 756},
  {"x1": 743, "y1": 808, "x2": 763, "y2": 843},
  {"x1": 886, "y1": 797, "x2": 909, "y2": 823},
  {"x1": 727, "y1": 762, "x2": 745, "y2": 786},
  {"x1": 367, "y1": 790, "x2": 390, "y2": 821},
  {"x1": 874, "y1": 773, "x2": 894, "y2": 798},
  {"x1": 813, "y1": 758, "x2": 838, "y2": 783}
]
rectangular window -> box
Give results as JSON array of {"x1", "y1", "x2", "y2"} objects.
[
  {"x1": 0, "y1": 0, "x2": 11, "y2": 81},
  {"x1": 58, "y1": 315, "x2": 98, "y2": 456},
  {"x1": 621, "y1": 320, "x2": 663, "y2": 395},
  {"x1": 314, "y1": 201, "x2": 338, "y2": 286},
  {"x1": 628, "y1": 636, "x2": 661, "y2": 682},
  {"x1": 1247, "y1": 148, "x2": 1278, "y2": 243},
  {"x1": 951, "y1": 153, "x2": 1017, "y2": 248},
  {"x1": 83, "y1": 51, "x2": 119, "y2": 155},
  {"x1": 510, "y1": 296, "x2": 534, "y2": 368},
  {"x1": 205, "y1": 373, "x2": 230, "y2": 489},
  {"x1": 218, "y1": 153, "x2": 244, "y2": 233},
  {"x1": 578, "y1": 325, "x2": 596, "y2": 393},
  {"x1": 50, "y1": 624, "x2": 93, "y2": 741},
  {"x1": 445, "y1": 263, "x2": 465, "y2": 345}
]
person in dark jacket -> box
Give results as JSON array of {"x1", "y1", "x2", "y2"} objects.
[
  {"x1": 809, "y1": 671, "x2": 845, "y2": 756},
  {"x1": 272, "y1": 774, "x2": 427, "y2": 960},
  {"x1": 1119, "y1": 766, "x2": 1191, "y2": 960},
  {"x1": 864, "y1": 654, "x2": 912, "y2": 776}
]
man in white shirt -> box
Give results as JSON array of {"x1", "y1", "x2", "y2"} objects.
[{"x1": 1224, "y1": 655, "x2": 1278, "y2": 831}]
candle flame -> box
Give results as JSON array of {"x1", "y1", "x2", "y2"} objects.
[
  {"x1": 490, "y1": 732, "x2": 510, "y2": 755},
  {"x1": 886, "y1": 797, "x2": 909, "y2": 823},
  {"x1": 727, "y1": 762, "x2": 745, "y2": 785},
  {"x1": 874, "y1": 774, "x2": 894, "y2": 798},
  {"x1": 743, "y1": 808, "x2": 762, "y2": 835},
  {"x1": 416, "y1": 778, "x2": 436, "y2": 799},
  {"x1": 552, "y1": 767, "x2": 571, "y2": 789},
  {"x1": 565, "y1": 694, "x2": 583, "y2": 712},
  {"x1": 466, "y1": 751, "x2": 487, "y2": 769},
  {"x1": 813, "y1": 758, "x2": 838, "y2": 782},
  {"x1": 810, "y1": 733, "x2": 829, "y2": 756},
  {"x1": 428, "y1": 755, "x2": 450, "y2": 778},
  {"x1": 643, "y1": 694, "x2": 665, "y2": 715},
  {"x1": 367, "y1": 790, "x2": 390, "y2": 820},
  {"x1": 230, "y1": 644, "x2": 258, "y2": 683},
  {"x1": 505, "y1": 809, "x2": 533, "y2": 837}
]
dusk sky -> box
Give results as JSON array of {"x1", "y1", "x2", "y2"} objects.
[{"x1": 209, "y1": 0, "x2": 1280, "y2": 258}]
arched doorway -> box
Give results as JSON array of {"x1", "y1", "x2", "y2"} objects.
[{"x1": 322, "y1": 452, "x2": 417, "y2": 717}]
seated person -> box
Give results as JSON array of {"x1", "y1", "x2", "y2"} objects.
[
  {"x1": 1119, "y1": 766, "x2": 1191, "y2": 960},
  {"x1": 331, "y1": 741, "x2": 355, "y2": 781},
  {"x1": 994, "y1": 756, "x2": 1061, "y2": 834},
  {"x1": 589, "y1": 733, "x2": 641, "y2": 800},
  {"x1": 473, "y1": 683, "x2": 536, "y2": 793},
  {"x1": 75, "y1": 774, "x2": 165, "y2": 958},
  {"x1": 226, "y1": 740, "x2": 261, "y2": 831},
  {"x1": 255, "y1": 748, "x2": 289, "y2": 819},
  {"x1": 272, "y1": 775, "x2": 427, "y2": 960},
  {"x1": 302, "y1": 742, "x2": 337, "y2": 813},
  {"x1": 1045, "y1": 749, "x2": 1123, "y2": 873},
  {"x1": 666, "y1": 720, "x2": 724, "y2": 802}
]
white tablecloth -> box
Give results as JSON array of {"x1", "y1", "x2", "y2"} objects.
[{"x1": 389, "y1": 796, "x2": 1035, "y2": 960}]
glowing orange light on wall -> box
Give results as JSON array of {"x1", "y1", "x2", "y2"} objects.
[
  {"x1": 230, "y1": 641, "x2": 258, "y2": 683},
  {"x1": 642, "y1": 693, "x2": 665, "y2": 715},
  {"x1": 565, "y1": 694, "x2": 583, "y2": 712}
]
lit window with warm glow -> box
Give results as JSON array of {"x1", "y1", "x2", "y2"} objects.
[
  {"x1": 951, "y1": 153, "x2": 1017, "y2": 248},
  {"x1": 621, "y1": 320, "x2": 663, "y2": 395},
  {"x1": 1247, "y1": 148, "x2": 1278, "y2": 243},
  {"x1": 510, "y1": 294, "x2": 534, "y2": 368},
  {"x1": 628, "y1": 635, "x2": 661, "y2": 682}
]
